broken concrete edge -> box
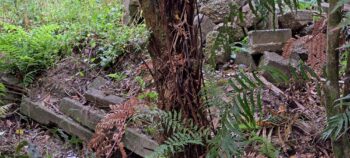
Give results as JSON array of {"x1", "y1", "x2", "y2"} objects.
[
  {"x1": 59, "y1": 97, "x2": 159, "y2": 157},
  {"x1": 124, "y1": 128, "x2": 159, "y2": 157},
  {"x1": 248, "y1": 29, "x2": 292, "y2": 45},
  {"x1": 59, "y1": 97, "x2": 105, "y2": 130},
  {"x1": 258, "y1": 51, "x2": 299, "y2": 84},
  {"x1": 20, "y1": 97, "x2": 94, "y2": 141},
  {"x1": 85, "y1": 88, "x2": 125, "y2": 108},
  {"x1": 248, "y1": 29, "x2": 292, "y2": 54}
]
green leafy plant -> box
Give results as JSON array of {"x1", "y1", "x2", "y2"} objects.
[
  {"x1": 135, "y1": 76, "x2": 146, "y2": 90},
  {"x1": 138, "y1": 91, "x2": 158, "y2": 102},
  {"x1": 322, "y1": 94, "x2": 350, "y2": 140},
  {"x1": 107, "y1": 72, "x2": 127, "y2": 81},
  {"x1": 0, "y1": 22, "x2": 67, "y2": 85},
  {"x1": 147, "y1": 111, "x2": 209, "y2": 158}
]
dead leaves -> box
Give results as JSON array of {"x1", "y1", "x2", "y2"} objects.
[{"x1": 89, "y1": 97, "x2": 138, "y2": 157}]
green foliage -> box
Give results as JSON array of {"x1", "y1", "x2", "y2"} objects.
[
  {"x1": 138, "y1": 91, "x2": 159, "y2": 102},
  {"x1": 0, "y1": 22, "x2": 68, "y2": 85},
  {"x1": 248, "y1": 134, "x2": 279, "y2": 158},
  {"x1": 135, "y1": 76, "x2": 146, "y2": 90},
  {"x1": 322, "y1": 94, "x2": 350, "y2": 140},
  {"x1": 227, "y1": 71, "x2": 264, "y2": 130},
  {"x1": 0, "y1": 83, "x2": 6, "y2": 98},
  {"x1": 0, "y1": 0, "x2": 148, "y2": 84},
  {"x1": 147, "y1": 111, "x2": 209, "y2": 158},
  {"x1": 107, "y1": 72, "x2": 127, "y2": 81}
]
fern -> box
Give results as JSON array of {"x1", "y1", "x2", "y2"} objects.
[
  {"x1": 248, "y1": 134, "x2": 279, "y2": 158},
  {"x1": 147, "y1": 111, "x2": 209, "y2": 158},
  {"x1": 0, "y1": 22, "x2": 67, "y2": 86},
  {"x1": 226, "y1": 71, "x2": 264, "y2": 130}
]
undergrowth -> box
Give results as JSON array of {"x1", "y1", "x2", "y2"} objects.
[
  {"x1": 0, "y1": 0, "x2": 148, "y2": 85},
  {"x1": 0, "y1": 22, "x2": 67, "y2": 85}
]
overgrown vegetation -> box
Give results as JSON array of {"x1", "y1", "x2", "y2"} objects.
[
  {"x1": 3, "y1": 0, "x2": 350, "y2": 157},
  {"x1": 0, "y1": 0, "x2": 148, "y2": 85}
]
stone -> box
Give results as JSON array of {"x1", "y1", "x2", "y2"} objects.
[
  {"x1": 20, "y1": 97, "x2": 94, "y2": 141},
  {"x1": 248, "y1": 29, "x2": 292, "y2": 54},
  {"x1": 88, "y1": 76, "x2": 108, "y2": 90},
  {"x1": 290, "y1": 43, "x2": 309, "y2": 62},
  {"x1": 213, "y1": 23, "x2": 245, "y2": 42},
  {"x1": 85, "y1": 88, "x2": 125, "y2": 108},
  {"x1": 194, "y1": 14, "x2": 216, "y2": 42},
  {"x1": 258, "y1": 51, "x2": 298, "y2": 83},
  {"x1": 123, "y1": 128, "x2": 159, "y2": 157},
  {"x1": 21, "y1": 97, "x2": 159, "y2": 157},
  {"x1": 233, "y1": 51, "x2": 257, "y2": 69},
  {"x1": 278, "y1": 10, "x2": 313, "y2": 32},
  {"x1": 204, "y1": 31, "x2": 230, "y2": 66},
  {"x1": 238, "y1": 3, "x2": 262, "y2": 29},
  {"x1": 59, "y1": 98, "x2": 105, "y2": 130},
  {"x1": 200, "y1": 0, "x2": 238, "y2": 24}
]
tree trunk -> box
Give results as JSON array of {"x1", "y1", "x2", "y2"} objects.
[
  {"x1": 325, "y1": 0, "x2": 350, "y2": 157},
  {"x1": 139, "y1": 0, "x2": 207, "y2": 156}
]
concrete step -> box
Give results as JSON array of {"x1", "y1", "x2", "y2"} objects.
[{"x1": 85, "y1": 88, "x2": 125, "y2": 108}]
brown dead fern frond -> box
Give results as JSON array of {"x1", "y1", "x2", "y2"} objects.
[{"x1": 89, "y1": 97, "x2": 137, "y2": 157}]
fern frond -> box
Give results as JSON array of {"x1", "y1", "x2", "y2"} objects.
[
  {"x1": 322, "y1": 94, "x2": 350, "y2": 140},
  {"x1": 148, "y1": 111, "x2": 209, "y2": 157}
]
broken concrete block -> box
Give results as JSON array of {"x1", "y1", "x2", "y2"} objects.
[
  {"x1": 20, "y1": 97, "x2": 94, "y2": 141},
  {"x1": 290, "y1": 44, "x2": 309, "y2": 62},
  {"x1": 258, "y1": 51, "x2": 298, "y2": 83},
  {"x1": 59, "y1": 97, "x2": 159, "y2": 157},
  {"x1": 85, "y1": 88, "x2": 125, "y2": 108},
  {"x1": 248, "y1": 29, "x2": 292, "y2": 54},
  {"x1": 233, "y1": 51, "x2": 257, "y2": 69},
  {"x1": 59, "y1": 98, "x2": 105, "y2": 130},
  {"x1": 278, "y1": 10, "x2": 313, "y2": 31},
  {"x1": 21, "y1": 97, "x2": 159, "y2": 157},
  {"x1": 123, "y1": 128, "x2": 159, "y2": 157}
]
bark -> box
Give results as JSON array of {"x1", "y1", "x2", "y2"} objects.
[
  {"x1": 325, "y1": 0, "x2": 350, "y2": 157},
  {"x1": 139, "y1": 0, "x2": 207, "y2": 156}
]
